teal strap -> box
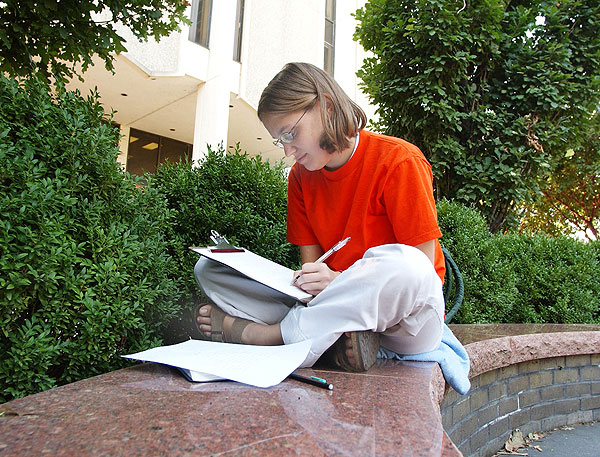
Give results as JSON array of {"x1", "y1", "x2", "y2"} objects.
[{"x1": 442, "y1": 248, "x2": 464, "y2": 324}]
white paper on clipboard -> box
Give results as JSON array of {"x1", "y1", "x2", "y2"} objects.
[{"x1": 190, "y1": 247, "x2": 312, "y2": 302}]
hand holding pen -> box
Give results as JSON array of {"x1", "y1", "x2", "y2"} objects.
[{"x1": 292, "y1": 237, "x2": 350, "y2": 293}]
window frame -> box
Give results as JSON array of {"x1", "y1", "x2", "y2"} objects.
[
  {"x1": 233, "y1": 0, "x2": 245, "y2": 62},
  {"x1": 324, "y1": 0, "x2": 336, "y2": 75},
  {"x1": 189, "y1": 0, "x2": 213, "y2": 48}
]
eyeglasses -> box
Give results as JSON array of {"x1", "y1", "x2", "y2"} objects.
[{"x1": 273, "y1": 105, "x2": 311, "y2": 148}]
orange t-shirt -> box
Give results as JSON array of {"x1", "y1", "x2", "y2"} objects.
[{"x1": 287, "y1": 130, "x2": 445, "y2": 282}]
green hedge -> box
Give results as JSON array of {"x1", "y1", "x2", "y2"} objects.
[
  {"x1": 147, "y1": 148, "x2": 300, "y2": 302},
  {"x1": 0, "y1": 76, "x2": 184, "y2": 402},
  {"x1": 438, "y1": 199, "x2": 600, "y2": 324}
]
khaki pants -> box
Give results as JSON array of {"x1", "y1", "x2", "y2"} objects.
[{"x1": 194, "y1": 243, "x2": 444, "y2": 367}]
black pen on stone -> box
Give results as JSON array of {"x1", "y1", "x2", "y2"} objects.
[{"x1": 288, "y1": 372, "x2": 333, "y2": 390}]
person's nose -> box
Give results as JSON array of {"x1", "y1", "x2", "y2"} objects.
[{"x1": 282, "y1": 143, "x2": 295, "y2": 158}]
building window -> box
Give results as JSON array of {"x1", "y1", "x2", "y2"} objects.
[
  {"x1": 189, "y1": 0, "x2": 212, "y2": 48},
  {"x1": 324, "y1": 0, "x2": 335, "y2": 74},
  {"x1": 126, "y1": 129, "x2": 192, "y2": 176},
  {"x1": 233, "y1": 0, "x2": 245, "y2": 62}
]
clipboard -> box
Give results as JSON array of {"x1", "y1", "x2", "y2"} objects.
[
  {"x1": 206, "y1": 230, "x2": 245, "y2": 253},
  {"x1": 190, "y1": 231, "x2": 312, "y2": 302}
]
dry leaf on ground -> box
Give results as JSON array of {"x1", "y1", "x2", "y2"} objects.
[{"x1": 505, "y1": 429, "x2": 528, "y2": 452}]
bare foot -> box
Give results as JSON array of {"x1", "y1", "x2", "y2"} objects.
[
  {"x1": 344, "y1": 332, "x2": 358, "y2": 369},
  {"x1": 196, "y1": 304, "x2": 284, "y2": 345},
  {"x1": 196, "y1": 304, "x2": 234, "y2": 339}
]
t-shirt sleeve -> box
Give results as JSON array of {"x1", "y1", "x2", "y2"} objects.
[
  {"x1": 383, "y1": 154, "x2": 442, "y2": 246},
  {"x1": 286, "y1": 165, "x2": 319, "y2": 246}
]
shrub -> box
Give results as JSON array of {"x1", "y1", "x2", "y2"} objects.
[
  {"x1": 0, "y1": 76, "x2": 184, "y2": 402},
  {"x1": 438, "y1": 199, "x2": 600, "y2": 324},
  {"x1": 491, "y1": 234, "x2": 600, "y2": 324},
  {"x1": 1, "y1": 73, "x2": 596, "y2": 402},
  {"x1": 147, "y1": 147, "x2": 300, "y2": 302},
  {"x1": 438, "y1": 199, "x2": 520, "y2": 323}
]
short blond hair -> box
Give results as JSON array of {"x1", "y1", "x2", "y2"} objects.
[{"x1": 258, "y1": 62, "x2": 367, "y2": 153}]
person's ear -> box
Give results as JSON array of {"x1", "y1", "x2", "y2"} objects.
[{"x1": 322, "y1": 94, "x2": 334, "y2": 115}]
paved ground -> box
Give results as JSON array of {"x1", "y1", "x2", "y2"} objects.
[
  {"x1": 495, "y1": 421, "x2": 600, "y2": 457},
  {"x1": 525, "y1": 421, "x2": 600, "y2": 457}
]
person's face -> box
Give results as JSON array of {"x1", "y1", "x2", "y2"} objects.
[{"x1": 262, "y1": 101, "x2": 342, "y2": 171}]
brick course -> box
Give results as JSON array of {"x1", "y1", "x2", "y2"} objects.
[{"x1": 441, "y1": 354, "x2": 600, "y2": 457}]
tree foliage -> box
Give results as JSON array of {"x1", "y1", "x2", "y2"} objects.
[
  {"x1": 0, "y1": 0, "x2": 189, "y2": 81},
  {"x1": 354, "y1": 0, "x2": 600, "y2": 232},
  {"x1": 520, "y1": 113, "x2": 600, "y2": 241}
]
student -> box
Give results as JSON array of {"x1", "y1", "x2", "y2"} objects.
[{"x1": 193, "y1": 62, "x2": 446, "y2": 372}]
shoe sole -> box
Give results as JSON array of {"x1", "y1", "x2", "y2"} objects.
[{"x1": 351, "y1": 331, "x2": 380, "y2": 371}]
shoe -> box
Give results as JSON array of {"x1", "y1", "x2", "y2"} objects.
[
  {"x1": 332, "y1": 331, "x2": 380, "y2": 372},
  {"x1": 194, "y1": 303, "x2": 252, "y2": 344}
]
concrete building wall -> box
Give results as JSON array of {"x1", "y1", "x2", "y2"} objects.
[
  {"x1": 242, "y1": 0, "x2": 324, "y2": 107},
  {"x1": 75, "y1": 1, "x2": 376, "y2": 167}
]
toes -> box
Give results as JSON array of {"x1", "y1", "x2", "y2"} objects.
[
  {"x1": 345, "y1": 335, "x2": 357, "y2": 368},
  {"x1": 346, "y1": 347, "x2": 354, "y2": 361},
  {"x1": 198, "y1": 323, "x2": 210, "y2": 336},
  {"x1": 196, "y1": 305, "x2": 213, "y2": 338},
  {"x1": 196, "y1": 304, "x2": 211, "y2": 324},
  {"x1": 198, "y1": 304, "x2": 211, "y2": 316},
  {"x1": 197, "y1": 316, "x2": 211, "y2": 326}
]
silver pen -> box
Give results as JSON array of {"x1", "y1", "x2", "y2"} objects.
[{"x1": 292, "y1": 237, "x2": 351, "y2": 285}]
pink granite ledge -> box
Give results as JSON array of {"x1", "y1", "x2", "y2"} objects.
[
  {"x1": 430, "y1": 324, "x2": 600, "y2": 410},
  {"x1": 0, "y1": 359, "x2": 460, "y2": 457},
  {"x1": 449, "y1": 324, "x2": 600, "y2": 378},
  {"x1": 2, "y1": 324, "x2": 596, "y2": 457}
]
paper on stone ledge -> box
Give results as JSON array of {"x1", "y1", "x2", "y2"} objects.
[{"x1": 123, "y1": 339, "x2": 311, "y2": 388}]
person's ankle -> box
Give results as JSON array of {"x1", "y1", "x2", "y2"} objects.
[
  {"x1": 242, "y1": 323, "x2": 283, "y2": 346},
  {"x1": 241, "y1": 322, "x2": 264, "y2": 344}
]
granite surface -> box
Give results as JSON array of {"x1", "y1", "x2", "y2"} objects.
[
  {"x1": 2, "y1": 324, "x2": 598, "y2": 457},
  {"x1": 450, "y1": 324, "x2": 600, "y2": 378},
  {"x1": 449, "y1": 323, "x2": 600, "y2": 345},
  {"x1": 0, "y1": 360, "x2": 458, "y2": 456}
]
